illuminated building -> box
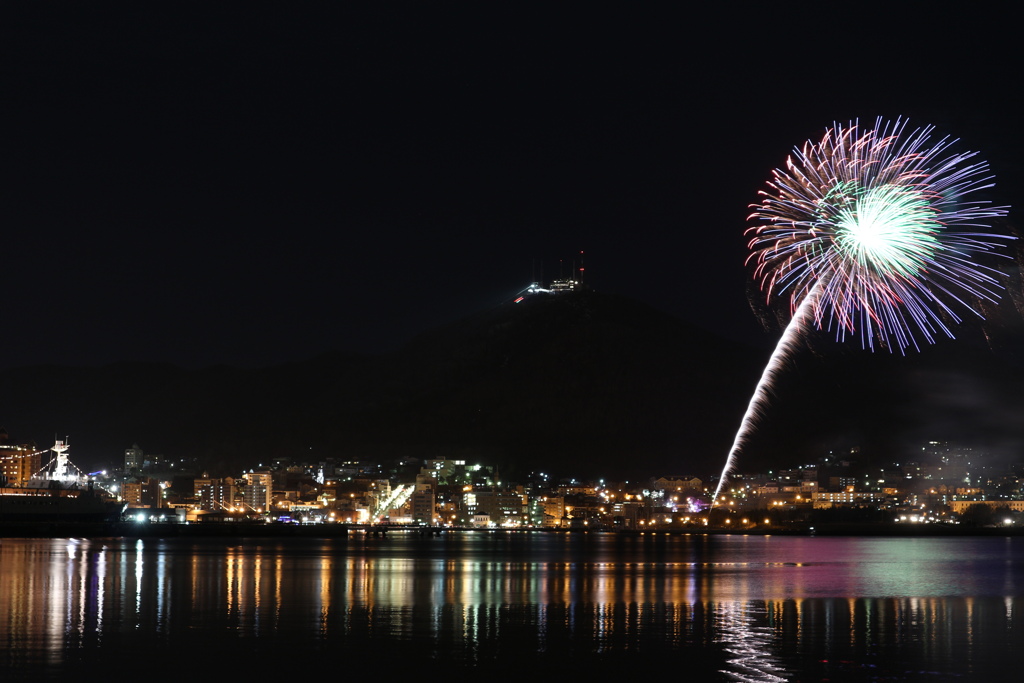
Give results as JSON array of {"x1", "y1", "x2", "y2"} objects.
[
  {"x1": 194, "y1": 477, "x2": 237, "y2": 511},
  {"x1": 124, "y1": 478, "x2": 161, "y2": 508},
  {"x1": 244, "y1": 471, "x2": 273, "y2": 513},
  {"x1": 124, "y1": 443, "x2": 143, "y2": 475},
  {"x1": 651, "y1": 476, "x2": 702, "y2": 493},
  {"x1": 548, "y1": 278, "x2": 580, "y2": 293},
  {"x1": 411, "y1": 472, "x2": 437, "y2": 524},
  {"x1": 0, "y1": 437, "x2": 44, "y2": 488},
  {"x1": 538, "y1": 496, "x2": 564, "y2": 527},
  {"x1": 463, "y1": 489, "x2": 527, "y2": 526},
  {"x1": 949, "y1": 500, "x2": 1024, "y2": 514},
  {"x1": 812, "y1": 490, "x2": 889, "y2": 509}
]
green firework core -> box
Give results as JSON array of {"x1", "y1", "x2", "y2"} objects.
[{"x1": 832, "y1": 184, "x2": 940, "y2": 279}]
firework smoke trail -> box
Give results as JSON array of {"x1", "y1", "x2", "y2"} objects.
[
  {"x1": 712, "y1": 118, "x2": 1011, "y2": 507},
  {"x1": 711, "y1": 284, "x2": 822, "y2": 508}
]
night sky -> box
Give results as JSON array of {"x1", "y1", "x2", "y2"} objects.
[{"x1": 5, "y1": 5, "x2": 1022, "y2": 370}]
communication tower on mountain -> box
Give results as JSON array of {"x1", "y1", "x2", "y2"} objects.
[{"x1": 516, "y1": 251, "x2": 587, "y2": 302}]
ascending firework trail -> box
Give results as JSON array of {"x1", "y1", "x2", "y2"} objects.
[{"x1": 712, "y1": 118, "x2": 1012, "y2": 508}]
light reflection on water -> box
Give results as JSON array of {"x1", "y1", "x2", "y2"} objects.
[{"x1": 1, "y1": 533, "x2": 1023, "y2": 680}]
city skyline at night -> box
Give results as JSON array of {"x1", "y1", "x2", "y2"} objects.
[{"x1": 6, "y1": 6, "x2": 1024, "y2": 681}]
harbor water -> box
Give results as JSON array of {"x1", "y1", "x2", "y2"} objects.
[{"x1": 1, "y1": 531, "x2": 1023, "y2": 680}]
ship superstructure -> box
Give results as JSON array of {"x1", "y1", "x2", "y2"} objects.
[{"x1": 0, "y1": 439, "x2": 122, "y2": 522}]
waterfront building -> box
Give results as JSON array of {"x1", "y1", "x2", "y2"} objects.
[
  {"x1": 611, "y1": 500, "x2": 642, "y2": 528},
  {"x1": 538, "y1": 495, "x2": 565, "y2": 527},
  {"x1": 462, "y1": 488, "x2": 527, "y2": 526},
  {"x1": 244, "y1": 471, "x2": 273, "y2": 513},
  {"x1": 411, "y1": 472, "x2": 437, "y2": 524},
  {"x1": 124, "y1": 477, "x2": 161, "y2": 508},
  {"x1": 948, "y1": 500, "x2": 1024, "y2": 514},
  {"x1": 194, "y1": 477, "x2": 237, "y2": 511},
  {"x1": 0, "y1": 440, "x2": 44, "y2": 488}
]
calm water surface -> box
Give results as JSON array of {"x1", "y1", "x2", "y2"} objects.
[{"x1": 2, "y1": 532, "x2": 1023, "y2": 680}]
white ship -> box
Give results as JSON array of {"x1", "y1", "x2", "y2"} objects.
[{"x1": 0, "y1": 439, "x2": 122, "y2": 523}]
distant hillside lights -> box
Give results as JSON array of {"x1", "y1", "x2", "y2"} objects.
[
  {"x1": 517, "y1": 279, "x2": 581, "y2": 302},
  {"x1": 547, "y1": 278, "x2": 581, "y2": 293},
  {"x1": 515, "y1": 251, "x2": 587, "y2": 302}
]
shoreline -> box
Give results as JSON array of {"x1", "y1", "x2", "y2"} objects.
[{"x1": 2, "y1": 521, "x2": 1024, "y2": 539}]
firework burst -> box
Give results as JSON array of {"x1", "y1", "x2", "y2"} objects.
[{"x1": 712, "y1": 118, "x2": 1011, "y2": 508}]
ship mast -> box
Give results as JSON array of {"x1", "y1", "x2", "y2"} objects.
[{"x1": 49, "y1": 439, "x2": 78, "y2": 483}]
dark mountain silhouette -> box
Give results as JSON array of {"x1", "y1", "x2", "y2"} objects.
[
  {"x1": 2, "y1": 289, "x2": 1022, "y2": 481},
  {"x1": 0, "y1": 291, "x2": 760, "y2": 480}
]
